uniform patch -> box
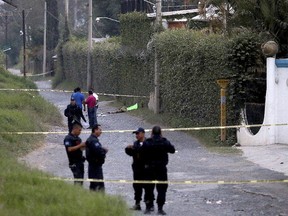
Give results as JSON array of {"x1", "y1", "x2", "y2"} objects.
[
  {"x1": 94, "y1": 142, "x2": 100, "y2": 147},
  {"x1": 64, "y1": 141, "x2": 71, "y2": 146}
]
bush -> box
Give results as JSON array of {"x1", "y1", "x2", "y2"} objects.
[
  {"x1": 55, "y1": 20, "x2": 266, "y2": 144},
  {"x1": 156, "y1": 30, "x2": 230, "y2": 126},
  {"x1": 227, "y1": 30, "x2": 266, "y2": 125}
]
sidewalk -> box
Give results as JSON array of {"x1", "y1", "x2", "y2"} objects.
[{"x1": 240, "y1": 144, "x2": 288, "y2": 176}]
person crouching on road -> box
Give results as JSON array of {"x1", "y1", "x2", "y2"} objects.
[
  {"x1": 85, "y1": 90, "x2": 97, "y2": 129},
  {"x1": 141, "y1": 126, "x2": 175, "y2": 215},
  {"x1": 85, "y1": 124, "x2": 108, "y2": 191},
  {"x1": 125, "y1": 127, "x2": 153, "y2": 211},
  {"x1": 63, "y1": 122, "x2": 86, "y2": 186}
]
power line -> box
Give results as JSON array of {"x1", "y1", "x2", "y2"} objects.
[
  {"x1": 1, "y1": 0, "x2": 17, "y2": 8},
  {"x1": 46, "y1": 9, "x2": 63, "y2": 24}
]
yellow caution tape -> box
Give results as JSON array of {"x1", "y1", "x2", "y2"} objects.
[
  {"x1": 48, "y1": 177, "x2": 288, "y2": 185},
  {"x1": 0, "y1": 88, "x2": 149, "y2": 98},
  {"x1": 1, "y1": 123, "x2": 288, "y2": 135}
]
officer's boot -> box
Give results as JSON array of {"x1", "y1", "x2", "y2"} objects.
[
  {"x1": 131, "y1": 201, "x2": 141, "y2": 210},
  {"x1": 144, "y1": 202, "x2": 153, "y2": 214},
  {"x1": 157, "y1": 205, "x2": 166, "y2": 215}
]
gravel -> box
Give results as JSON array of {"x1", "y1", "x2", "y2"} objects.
[{"x1": 20, "y1": 80, "x2": 288, "y2": 216}]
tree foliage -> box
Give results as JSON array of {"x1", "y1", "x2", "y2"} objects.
[{"x1": 120, "y1": 12, "x2": 153, "y2": 51}]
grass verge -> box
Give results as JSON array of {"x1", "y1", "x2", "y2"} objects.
[{"x1": 0, "y1": 68, "x2": 130, "y2": 216}]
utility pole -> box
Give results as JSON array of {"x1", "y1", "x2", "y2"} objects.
[
  {"x1": 65, "y1": 0, "x2": 69, "y2": 19},
  {"x1": 43, "y1": 1, "x2": 47, "y2": 77},
  {"x1": 154, "y1": 0, "x2": 162, "y2": 114},
  {"x1": 74, "y1": 0, "x2": 77, "y2": 30},
  {"x1": 1, "y1": 11, "x2": 13, "y2": 70},
  {"x1": 5, "y1": 15, "x2": 8, "y2": 70},
  {"x1": 223, "y1": 0, "x2": 228, "y2": 35},
  {"x1": 87, "y1": 0, "x2": 92, "y2": 90},
  {"x1": 22, "y1": 9, "x2": 26, "y2": 77}
]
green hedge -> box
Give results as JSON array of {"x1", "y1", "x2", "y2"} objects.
[
  {"x1": 155, "y1": 30, "x2": 230, "y2": 126},
  {"x1": 227, "y1": 31, "x2": 265, "y2": 124},
  {"x1": 57, "y1": 29, "x2": 264, "y2": 126},
  {"x1": 120, "y1": 12, "x2": 153, "y2": 51},
  {"x1": 56, "y1": 13, "x2": 265, "y2": 142}
]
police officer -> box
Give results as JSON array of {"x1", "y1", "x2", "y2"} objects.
[
  {"x1": 64, "y1": 97, "x2": 86, "y2": 133},
  {"x1": 125, "y1": 127, "x2": 153, "y2": 211},
  {"x1": 141, "y1": 126, "x2": 175, "y2": 215},
  {"x1": 85, "y1": 124, "x2": 108, "y2": 191},
  {"x1": 63, "y1": 122, "x2": 86, "y2": 185}
]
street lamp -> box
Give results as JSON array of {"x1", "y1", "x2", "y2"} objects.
[
  {"x1": 95, "y1": 17, "x2": 120, "y2": 23},
  {"x1": 3, "y1": 47, "x2": 11, "y2": 52},
  {"x1": 144, "y1": 0, "x2": 156, "y2": 12},
  {"x1": 144, "y1": 0, "x2": 155, "y2": 6}
]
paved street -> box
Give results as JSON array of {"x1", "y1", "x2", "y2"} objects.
[{"x1": 20, "y1": 80, "x2": 288, "y2": 216}]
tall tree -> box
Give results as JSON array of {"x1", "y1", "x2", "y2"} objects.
[
  {"x1": 230, "y1": 0, "x2": 288, "y2": 57},
  {"x1": 202, "y1": 0, "x2": 288, "y2": 56}
]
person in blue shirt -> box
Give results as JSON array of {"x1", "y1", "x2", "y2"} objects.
[{"x1": 72, "y1": 87, "x2": 86, "y2": 112}]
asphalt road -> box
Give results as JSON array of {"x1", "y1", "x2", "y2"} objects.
[{"x1": 20, "y1": 80, "x2": 288, "y2": 216}]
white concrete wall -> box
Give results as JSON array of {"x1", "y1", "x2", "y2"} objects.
[{"x1": 237, "y1": 57, "x2": 288, "y2": 145}]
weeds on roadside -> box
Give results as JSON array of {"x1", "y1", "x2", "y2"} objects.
[{"x1": 0, "y1": 68, "x2": 130, "y2": 216}]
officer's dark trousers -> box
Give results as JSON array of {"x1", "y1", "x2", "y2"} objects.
[
  {"x1": 144, "y1": 166, "x2": 168, "y2": 207},
  {"x1": 88, "y1": 163, "x2": 104, "y2": 191},
  {"x1": 68, "y1": 121, "x2": 73, "y2": 133},
  {"x1": 69, "y1": 162, "x2": 84, "y2": 186},
  {"x1": 132, "y1": 164, "x2": 146, "y2": 203}
]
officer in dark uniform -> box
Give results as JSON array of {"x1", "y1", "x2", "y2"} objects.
[
  {"x1": 125, "y1": 127, "x2": 153, "y2": 211},
  {"x1": 85, "y1": 124, "x2": 108, "y2": 191},
  {"x1": 64, "y1": 97, "x2": 86, "y2": 133},
  {"x1": 63, "y1": 122, "x2": 86, "y2": 185},
  {"x1": 141, "y1": 126, "x2": 175, "y2": 215}
]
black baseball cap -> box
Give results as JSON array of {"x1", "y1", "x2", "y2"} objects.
[{"x1": 132, "y1": 127, "x2": 145, "y2": 134}]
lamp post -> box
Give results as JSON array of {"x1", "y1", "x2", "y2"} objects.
[
  {"x1": 154, "y1": 0, "x2": 162, "y2": 114},
  {"x1": 144, "y1": 0, "x2": 156, "y2": 12},
  {"x1": 87, "y1": 0, "x2": 92, "y2": 90},
  {"x1": 43, "y1": 1, "x2": 47, "y2": 77},
  {"x1": 95, "y1": 17, "x2": 119, "y2": 23},
  {"x1": 22, "y1": 9, "x2": 26, "y2": 77},
  {"x1": 3, "y1": 48, "x2": 11, "y2": 52}
]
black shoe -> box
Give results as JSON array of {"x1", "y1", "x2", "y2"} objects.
[
  {"x1": 144, "y1": 205, "x2": 153, "y2": 214},
  {"x1": 130, "y1": 204, "x2": 141, "y2": 211},
  {"x1": 157, "y1": 209, "x2": 167, "y2": 215},
  {"x1": 144, "y1": 209, "x2": 151, "y2": 214}
]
